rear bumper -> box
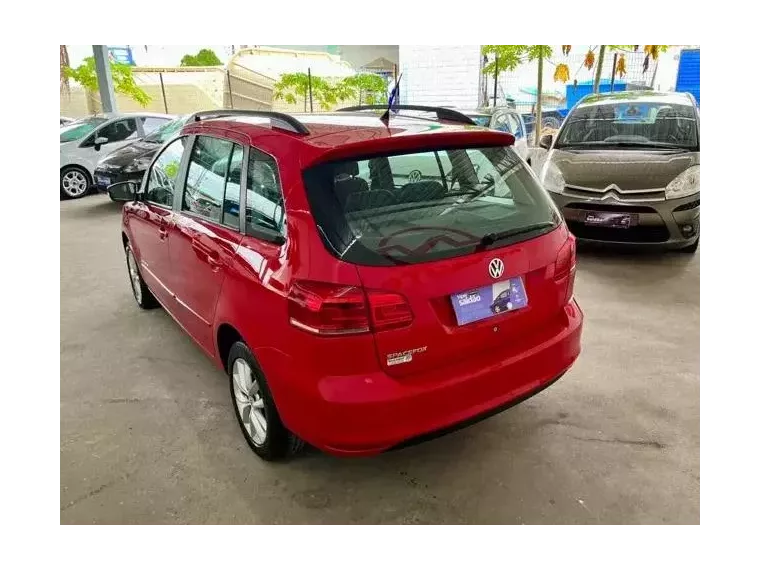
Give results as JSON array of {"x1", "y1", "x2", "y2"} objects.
[
  {"x1": 550, "y1": 192, "x2": 700, "y2": 249},
  {"x1": 282, "y1": 300, "x2": 583, "y2": 456}
]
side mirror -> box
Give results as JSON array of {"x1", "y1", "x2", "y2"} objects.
[
  {"x1": 108, "y1": 181, "x2": 138, "y2": 202},
  {"x1": 94, "y1": 136, "x2": 108, "y2": 151},
  {"x1": 539, "y1": 133, "x2": 553, "y2": 150}
]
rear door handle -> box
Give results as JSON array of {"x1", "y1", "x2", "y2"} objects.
[{"x1": 192, "y1": 239, "x2": 221, "y2": 269}]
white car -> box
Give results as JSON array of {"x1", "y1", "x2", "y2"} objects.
[
  {"x1": 462, "y1": 108, "x2": 530, "y2": 163},
  {"x1": 60, "y1": 112, "x2": 173, "y2": 199}
]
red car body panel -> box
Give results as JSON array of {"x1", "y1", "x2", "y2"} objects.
[{"x1": 122, "y1": 113, "x2": 583, "y2": 456}]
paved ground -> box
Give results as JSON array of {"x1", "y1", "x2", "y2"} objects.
[{"x1": 61, "y1": 194, "x2": 699, "y2": 524}]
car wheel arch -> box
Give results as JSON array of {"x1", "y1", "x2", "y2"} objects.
[
  {"x1": 217, "y1": 323, "x2": 245, "y2": 373},
  {"x1": 61, "y1": 163, "x2": 92, "y2": 179}
]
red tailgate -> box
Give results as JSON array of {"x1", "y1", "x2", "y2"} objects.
[{"x1": 355, "y1": 226, "x2": 574, "y2": 378}]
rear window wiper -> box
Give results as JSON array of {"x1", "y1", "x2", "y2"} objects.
[{"x1": 477, "y1": 222, "x2": 556, "y2": 250}]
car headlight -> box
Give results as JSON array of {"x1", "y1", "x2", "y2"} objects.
[
  {"x1": 666, "y1": 165, "x2": 700, "y2": 199},
  {"x1": 541, "y1": 160, "x2": 565, "y2": 194}
]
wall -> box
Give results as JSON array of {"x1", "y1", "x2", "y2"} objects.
[
  {"x1": 60, "y1": 68, "x2": 226, "y2": 117},
  {"x1": 399, "y1": 45, "x2": 482, "y2": 108}
]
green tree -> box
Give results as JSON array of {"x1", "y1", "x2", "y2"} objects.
[
  {"x1": 481, "y1": 45, "x2": 554, "y2": 144},
  {"x1": 482, "y1": 45, "x2": 669, "y2": 144},
  {"x1": 64, "y1": 56, "x2": 151, "y2": 108},
  {"x1": 274, "y1": 72, "x2": 351, "y2": 111},
  {"x1": 180, "y1": 48, "x2": 223, "y2": 67},
  {"x1": 340, "y1": 73, "x2": 388, "y2": 105}
]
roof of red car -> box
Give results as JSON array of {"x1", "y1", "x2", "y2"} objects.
[{"x1": 184, "y1": 112, "x2": 513, "y2": 148}]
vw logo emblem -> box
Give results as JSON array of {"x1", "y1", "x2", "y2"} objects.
[
  {"x1": 408, "y1": 170, "x2": 422, "y2": 183},
  {"x1": 488, "y1": 258, "x2": 504, "y2": 279}
]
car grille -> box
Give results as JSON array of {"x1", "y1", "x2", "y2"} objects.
[
  {"x1": 567, "y1": 220, "x2": 670, "y2": 243},
  {"x1": 563, "y1": 185, "x2": 666, "y2": 202}
]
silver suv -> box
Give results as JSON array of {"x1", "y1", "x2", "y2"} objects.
[{"x1": 538, "y1": 91, "x2": 699, "y2": 252}]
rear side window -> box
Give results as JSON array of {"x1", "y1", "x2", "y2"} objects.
[
  {"x1": 246, "y1": 149, "x2": 285, "y2": 238},
  {"x1": 303, "y1": 145, "x2": 559, "y2": 266}
]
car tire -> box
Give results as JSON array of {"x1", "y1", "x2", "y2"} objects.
[
  {"x1": 60, "y1": 166, "x2": 91, "y2": 200},
  {"x1": 124, "y1": 243, "x2": 159, "y2": 309},
  {"x1": 228, "y1": 341, "x2": 304, "y2": 461},
  {"x1": 681, "y1": 237, "x2": 699, "y2": 253}
]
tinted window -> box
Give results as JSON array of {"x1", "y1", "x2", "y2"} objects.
[
  {"x1": 222, "y1": 146, "x2": 244, "y2": 229},
  {"x1": 145, "y1": 137, "x2": 185, "y2": 207},
  {"x1": 93, "y1": 118, "x2": 139, "y2": 144},
  {"x1": 556, "y1": 101, "x2": 698, "y2": 149},
  {"x1": 246, "y1": 149, "x2": 285, "y2": 237},
  {"x1": 303, "y1": 146, "x2": 559, "y2": 266},
  {"x1": 141, "y1": 117, "x2": 171, "y2": 136},
  {"x1": 183, "y1": 136, "x2": 235, "y2": 222}
]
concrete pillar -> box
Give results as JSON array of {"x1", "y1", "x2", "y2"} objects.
[{"x1": 92, "y1": 45, "x2": 116, "y2": 113}]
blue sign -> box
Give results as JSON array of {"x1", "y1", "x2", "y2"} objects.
[{"x1": 108, "y1": 46, "x2": 135, "y2": 65}]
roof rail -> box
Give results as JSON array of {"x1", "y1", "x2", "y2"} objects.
[
  {"x1": 337, "y1": 105, "x2": 477, "y2": 126},
  {"x1": 193, "y1": 110, "x2": 310, "y2": 135}
]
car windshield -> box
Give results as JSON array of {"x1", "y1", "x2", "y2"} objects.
[
  {"x1": 143, "y1": 115, "x2": 189, "y2": 143},
  {"x1": 303, "y1": 145, "x2": 559, "y2": 266},
  {"x1": 556, "y1": 101, "x2": 698, "y2": 150},
  {"x1": 60, "y1": 117, "x2": 108, "y2": 143}
]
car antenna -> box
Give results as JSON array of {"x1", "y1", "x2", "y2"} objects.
[{"x1": 380, "y1": 74, "x2": 402, "y2": 127}]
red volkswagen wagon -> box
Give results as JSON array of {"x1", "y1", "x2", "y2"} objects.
[{"x1": 111, "y1": 107, "x2": 583, "y2": 460}]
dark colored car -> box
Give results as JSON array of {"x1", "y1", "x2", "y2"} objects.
[
  {"x1": 110, "y1": 107, "x2": 582, "y2": 461},
  {"x1": 490, "y1": 289, "x2": 512, "y2": 313},
  {"x1": 94, "y1": 114, "x2": 189, "y2": 195}
]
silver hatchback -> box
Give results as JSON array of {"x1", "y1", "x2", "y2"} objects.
[{"x1": 538, "y1": 91, "x2": 699, "y2": 252}]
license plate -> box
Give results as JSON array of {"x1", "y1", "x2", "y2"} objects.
[
  {"x1": 96, "y1": 175, "x2": 111, "y2": 187},
  {"x1": 451, "y1": 277, "x2": 529, "y2": 326},
  {"x1": 584, "y1": 211, "x2": 636, "y2": 228}
]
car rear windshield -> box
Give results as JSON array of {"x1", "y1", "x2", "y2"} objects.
[
  {"x1": 556, "y1": 101, "x2": 698, "y2": 150},
  {"x1": 303, "y1": 145, "x2": 560, "y2": 266},
  {"x1": 60, "y1": 117, "x2": 108, "y2": 143}
]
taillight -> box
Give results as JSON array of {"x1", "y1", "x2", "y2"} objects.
[
  {"x1": 555, "y1": 235, "x2": 576, "y2": 304},
  {"x1": 368, "y1": 292, "x2": 414, "y2": 332},
  {"x1": 288, "y1": 280, "x2": 413, "y2": 336}
]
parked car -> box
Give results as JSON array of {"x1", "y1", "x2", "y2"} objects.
[
  {"x1": 538, "y1": 91, "x2": 700, "y2": 252},
  {"x1": 522, "y1": 108, "x2": 569, "y2": 142},
  {"x1": 110, "y1": 107, "x2": 583, "y2": 461},
  {"x1": 94, "y1": 114, "x2": 192, "y2": 196},
  {"x1": 460, "y1": 107, "x2": 530, "y2": 162},
  {"x1": 60, "y1": 112, "x2": 174, "y2": 199}
]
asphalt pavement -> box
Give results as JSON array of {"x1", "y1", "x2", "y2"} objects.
[{"x1": 60, "y1": 194, "x2": 699, "y2": 524}]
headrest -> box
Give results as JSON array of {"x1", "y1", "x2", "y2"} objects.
[{"x1": 334, "y1": 161, "x2": 359, "y2": 178}]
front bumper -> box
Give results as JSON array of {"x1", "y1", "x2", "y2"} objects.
[
  {"x1": 549, "y1": 191, "x2": 700, "y2": 249},
  {"x1": 92, "y1": 168, "x2": 141, "y2": 193},
  {"x1": 276, "y1": 300, "x2": 583, "y2": 456}
]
